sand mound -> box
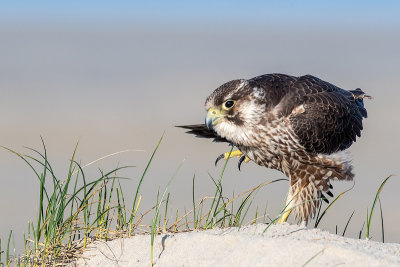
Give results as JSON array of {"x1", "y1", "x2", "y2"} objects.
[{"x1": 74, "y1": 224, "x2": 400, "y2": 267}]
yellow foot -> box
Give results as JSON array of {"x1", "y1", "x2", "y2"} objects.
[
  {"x1": 277, "y1": 209, "x2": 292, "y2": 223},
  {"x1": 277, "y1": 193, "x2": 294, "y2": 223},
  {"x1": 215, "y1": 149, "x2": 251, "y2": 170}
]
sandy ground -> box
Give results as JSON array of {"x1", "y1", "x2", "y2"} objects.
[{"x1": 73, "y1": 223, "x2": 400, "y2": 267}]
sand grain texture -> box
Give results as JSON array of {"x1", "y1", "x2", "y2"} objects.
[{"x1": 73, "y1": 224, "x2": 400, "y2": 267}]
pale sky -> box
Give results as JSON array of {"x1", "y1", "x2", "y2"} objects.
[{"x1": 1, "y1": 1, "x2": 399, "y2": 252}]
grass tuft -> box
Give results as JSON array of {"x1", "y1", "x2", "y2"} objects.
[
  {"x1": 0, "y1": 139, "x2": 395, "y2": 266},
  {"x1": 1, "y1": 140, "x2": 138, "y2": 265}
]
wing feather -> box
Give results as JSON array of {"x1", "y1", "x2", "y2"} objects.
[{"x1": 286, "y1": 75, "x2": 368, "y2": 154}]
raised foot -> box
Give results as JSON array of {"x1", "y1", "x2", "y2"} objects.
[{"x1": 215, "y1": 150, "x2": 251, "y2": 170}]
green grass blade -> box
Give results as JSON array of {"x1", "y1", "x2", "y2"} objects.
[
  {"x1": 163, "y1": 193, "x2": 170, "y2": 231},
  {"x1": 314, "y1": 199, "x2": 323, "y2": 224},
  {"x1": 314, "y1": 182, "x2": 354, "y2": 227},
  {"x1": 65, "y1": 165, "x2": 132, "y2": 209},
  {"x1": 234, "y1": 194, "x2": 252, "y2": 226},
  {"x1": 239, "y1": 194, "x2": 257, "y2": 228},
  {"x1": 130, "y1": 134, "x2": 164, "y2": 224},
  {"x1": 36, "y1": 173, "x2": 45, "y2": 245},
  {"x1": 1, "y1": 146, "x2": 51, "y2": 202},
  {"x1": 342, "y1": 211, "x2": 355, "y2": 237},
  {"x1": 117, "y1": 179, "x2": 127, "y2": 226},
  {"x1": 150, "y1": 190, "x2": 160, "y2": 267},
  {"x1": 302, "y1": 247, "x2": 326, "y2": 267},
  {"x1": 359, "y1": 221, "x2": 365, "y2": 239},
  {"x1": 150, "y1": 160, "x2": 183, "y2": 266},
  {"x1": 192, "y1": 173, "x2": 197, "y2": 229},
  {"x1": 366, "y1": 175, "x2": 392, "y2": 239},
  {"x1": 205, "y1": 146, "x2": 234, "y2": 228},
  {"x1": 378, "y1": 197, "x2": 385, "y2": 243},
  {"x1": 6, "y1": 230, "x2": 12, "y2": 266},
  {"x1": 262, "y1": 202, "x2": 268, "y2": 223}
]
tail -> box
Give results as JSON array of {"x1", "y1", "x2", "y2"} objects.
[
  {"x1": 286, "y1": 151, "x2": 354, "y2": 223},
  {"x1": 350, "y1": 88, "x2": 371, "y2": 119},
  {"x1": 350, "y1": 88, "x2": 372, "y2": 100}
]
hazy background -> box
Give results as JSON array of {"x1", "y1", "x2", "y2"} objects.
[{"x1": 1, "y1": 0, "x2": 399, "y2": 252}]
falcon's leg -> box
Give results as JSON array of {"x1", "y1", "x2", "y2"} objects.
[
  {"x1": 215, "y1": 150, "x2": 251, "y2": 169},
  {"x1": 277, "y1": 193, "x2": 293, "y2": 223}
]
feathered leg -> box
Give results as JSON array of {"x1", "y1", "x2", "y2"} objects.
[{"x1": 285, "y1": 152, "x2": 354, "y2": 223}]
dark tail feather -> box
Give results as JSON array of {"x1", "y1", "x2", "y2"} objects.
[{"x1": 176, "y1": 124, "x2": 228, "y2": 143}]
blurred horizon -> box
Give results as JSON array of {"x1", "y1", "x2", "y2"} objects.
[{"x1": 1, "y1": 0, "x2": 399, "y2": 253}]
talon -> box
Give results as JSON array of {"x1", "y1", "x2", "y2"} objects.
[
  {"x1": 214, "y1": 150, "x2": 244, "y2": 167},
  {"x1": 320, "y1": 193, "x2": 330, "y2": 204},
  {"x1": 238, "y1": 155, "x2": 251, "y2": 171},
  {"x1": 215, "y1": 154, "x2": 225, "y2": 166},
  {"x1": 238, "y1": 155, "x2": 245, "y2": 171}
]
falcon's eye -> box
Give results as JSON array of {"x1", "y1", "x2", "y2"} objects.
[{"x1": 223, "y1": 100, "x2": 235, "y2": 110}]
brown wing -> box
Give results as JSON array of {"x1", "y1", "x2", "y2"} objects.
[
  {"x1": 286, "y1": 75, "x2": 369, "y2": 154},
  {"x1": 176, "y1": 124, "x2": 228, "y2": 143}
]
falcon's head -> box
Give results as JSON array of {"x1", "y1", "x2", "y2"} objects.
[{"x1": 204, "y1": 79, "x2": 267, "y2": 145}]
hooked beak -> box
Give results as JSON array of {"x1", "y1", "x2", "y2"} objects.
[{"x1": 205, "y1": 108, "x2": 222, "y2": 130}]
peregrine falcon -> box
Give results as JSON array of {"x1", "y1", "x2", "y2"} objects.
[{"x1": 178, "y1": 73, "x2": 370, "y2": 223}]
